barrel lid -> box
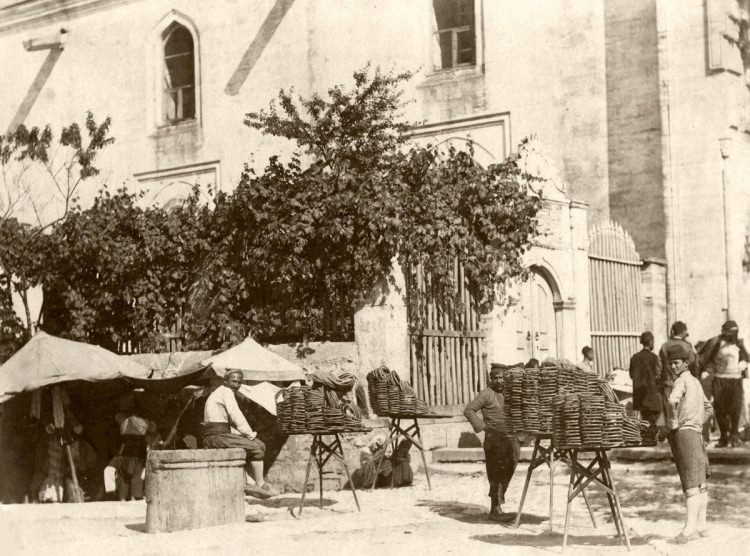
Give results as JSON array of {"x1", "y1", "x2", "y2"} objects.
[{"x1": 147, "y1": 448, "x2": 246, "y2": 464}]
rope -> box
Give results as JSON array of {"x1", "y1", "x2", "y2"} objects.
[{"x1": 308, "y1": 370, "x2": 356, "y2": 391}]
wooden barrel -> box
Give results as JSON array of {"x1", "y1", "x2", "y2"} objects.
[{"x1": 145, "y1": 448, "x2": 246, "y2": 533}]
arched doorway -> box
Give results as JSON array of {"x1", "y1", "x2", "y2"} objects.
[{"x1": 514, "y1": 268, "x2": 560, "y2": 363}]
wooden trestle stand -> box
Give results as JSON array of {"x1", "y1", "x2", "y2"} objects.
[
  {"x1": 370, "y1": 414, "x2": 452, "y2": 492},
  {"x1": 293, "y1": 432, "x2": 361, "y2": 517},
  {"x1": 514, "y1": 434, "x2": 631, "y2": 552}
]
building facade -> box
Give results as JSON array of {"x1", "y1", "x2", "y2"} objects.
[{"x1": 1, "y1": 0, "x2": 610, "y2": 398}]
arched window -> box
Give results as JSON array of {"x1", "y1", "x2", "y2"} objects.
[{"x1": 162, "y1": 22, "x2": 195, "y2": 124}]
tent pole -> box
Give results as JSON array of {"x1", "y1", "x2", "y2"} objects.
[{"x1": 65, "y1": 443, "x2": 84, "y2": 503}]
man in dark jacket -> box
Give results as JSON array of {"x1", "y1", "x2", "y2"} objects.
[
  {"x1": 629, "y1": 331, "x2": 662, "y2": 429},
  {"x1": 463, "y1": 367, "x2": 519, "y2": 522},
  {"x1": 699, "y1": 320, "x2": 749, "y2": 447},
  {"x1": 659, "y1": 322, "x2": 698, "y2": 431}
]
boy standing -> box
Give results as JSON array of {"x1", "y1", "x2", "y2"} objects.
[{"x1": 666, "y1": 344, "x2": 713, "y2": 543}]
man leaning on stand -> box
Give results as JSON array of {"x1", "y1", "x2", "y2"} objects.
[{"x1": 464, "y1": 367, "x2": 519, "y2": 523}]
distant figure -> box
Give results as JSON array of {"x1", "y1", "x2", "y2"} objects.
[
  {"x1": 659, "y1": 321, "x2": 699, "y2": 431},
  {"x1": 629, "y1": 331, "x2": 662, "y2": 430},
  {"x1": 463, "y1": 367, "x2": 519, "y2": 522},
  {"x1": 114, "y1": 399, "x2": 157, "y2": 501},
  {"x1": 580, "y1": 346, "x2": 595, "y2": 374},
  {"x1": 203, "y1": 370, "x2": 279, "y2": 499},
  {"x1": 699, "y1": 320, "x2": 749, "y2": 448},
  {"x1": 525, "y1": 358, "x2": 540, "y2": 369},
  {"x1": 665, "y1": 343, "x2": 712, "y2": 543},
  {"x1": 351, "y1": 436, "x2": 413, "y2": 488}
]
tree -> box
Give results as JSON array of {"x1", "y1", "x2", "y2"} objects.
[
  {"x1": 0, "y1": 112, "x2": 113, "y2": 337},
  {"x1": 44, "y1": 187, "x2": 212, "y2": 351},
  {"x1": 186, "y1": 66, "x2": 541, "y2": 346}
]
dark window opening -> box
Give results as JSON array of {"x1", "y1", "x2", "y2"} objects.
[
  {"x1": 433, "y1": 0, "x2": 476, "y2": 70},
  {"x1": 162, "y1": 23, "x2": 195, "y2": 124}
]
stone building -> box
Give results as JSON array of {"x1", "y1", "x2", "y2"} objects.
[
  {"x1": 0, "y1": 0, "x2": 600, "y2": 408},
  {"x1": 605, "y1": 0, "x2": 750, "y2": 345},
  {"x1": 13, "y1": 0, "x2": 750, "y2": 407}
]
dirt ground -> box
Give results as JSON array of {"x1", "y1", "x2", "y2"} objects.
[{"x1": 1, "y1": 460, "x2": 749, "y2": 556}]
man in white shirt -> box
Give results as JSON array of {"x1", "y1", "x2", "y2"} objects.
[
  {"x1": 699, "y1": 320, "x2": 749, "y2": 447},
  {"x1": 667, "y1": 343, "x2": 713, "y2": 543},
  {"x1": 203, "y1": 370, "x2": 278, "y2": 499}
]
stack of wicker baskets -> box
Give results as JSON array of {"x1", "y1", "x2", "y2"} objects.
[
  {"x1": 276, "y1": 384, "x2": 367, "y2": 434},
  {"x1": 366, "y1": 366, "x2": 430, "y2": 417},
  {"x1": 549, "y1": 392, "x2": 651, "y2": 449}
]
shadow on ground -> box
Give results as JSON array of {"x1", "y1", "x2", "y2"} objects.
[
  {"x1": 586, "y1": 463, "x2": 750, "y2": 528},
  {"x1": 416, "y1": 500, "x2": 546, "y2": 526},
  {"x1": 124, "y1": 523, "x2": 147, "y2": 533},
  {"x1": 472, "y1": 529, "x2": 649, "y2": 549},
  {"x1": 245, "y1": 496, "x2": 336, "y2": 509}
]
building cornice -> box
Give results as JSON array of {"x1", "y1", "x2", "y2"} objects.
[{"x1": 0, "y1": 0, "x2": 142, "y2": 35}]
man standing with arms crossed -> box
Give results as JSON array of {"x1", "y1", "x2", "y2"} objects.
[{"x1": 464, "y1": 367, "x2": 519, "y2": 522}]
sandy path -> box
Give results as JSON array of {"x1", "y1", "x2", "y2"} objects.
[{"x1": 2, "y1": 461, "x2": 748, "y2": 555}]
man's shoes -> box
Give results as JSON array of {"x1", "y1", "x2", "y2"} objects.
[
  {"x1": 244, "y1": 484, "x2": 272, "y2": 500},
  {"x1": 488, "y1": 509, "x2": 514, "y2": 523},
  {"x1": 730, "y1": 436, "x2": 744, "y2": 448},
  {"x1": 259, "y1": 483, "x2": 280, "y2": 497},
  {"x1": 716, "y1": 439, "x2": 729, "y2": 448},
  {"x1": 674, "y1": 531, "x2": 700, "y2": 544},
  {"x1": 697, "y1": 529, "x2": 709, "y2": 538}
]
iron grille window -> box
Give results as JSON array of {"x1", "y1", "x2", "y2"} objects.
[
  {"x1": 433, "y1": 0, "x2": 476, "y2": 70},
  {"x1": 162, "y1": 23, "x2": 195, "y2": 124}
]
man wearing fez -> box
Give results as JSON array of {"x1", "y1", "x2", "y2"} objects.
[
  {"x1": 659, "y1": 321, "x2": 698, "y2": 431},
  {"x1": 699, "y1": 320, "x2": 749, "y2": 447},
  {"x1": 666, "y1": 343, "x2": 713, "y2": 543},
  {"x1": 203, "y1": 370, "x2": 279, "y2": 499},
  {"x1": 464, "y1": 367, "x2": 519, "y2": 522},
  {"x1": 629, "y1": 331, "x2": 663, "y2": 430}
]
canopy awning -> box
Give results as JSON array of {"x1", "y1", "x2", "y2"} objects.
[
  {"x1": 203, "y1": 336, "x2": 306, "y2": 382},
  {"x1": 0, "y1": 332, "x2": 148, "y2": 403}
]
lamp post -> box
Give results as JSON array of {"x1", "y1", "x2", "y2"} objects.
[{"x1": 719, "y1": 137, "x2": 733, "y2": 320}]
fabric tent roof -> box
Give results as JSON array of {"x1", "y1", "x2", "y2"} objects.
[
  {"x1": 0, "y1": 332, "x2": 148, "y2": 403},
  {"x1": 121, "y1": 351, "x2": 214, "y2": 393},
  {"x1": 203, "y1": 336, "x2": 306, "y2": 382},
  {"x1": 123, "y1": 351, "x2": 213, "y2": 380}
]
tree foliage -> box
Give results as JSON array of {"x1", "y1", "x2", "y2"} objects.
[
  {"x1": 0, "y1": 112, "x2": 113, "y2": 335},
  {"x1": 0, "y1": 68, "x2": 542, "y2": 354},
  {"x1": 184, "y1": 65, "x2": 542, "y2": 346},
  {"x1": 43, "y1": 187, "x2": 211, "y2": 351}
]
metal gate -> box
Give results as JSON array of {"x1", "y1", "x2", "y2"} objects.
[
  {"x1": 407, "y1": 259, "x2": 486, "y2": 407},
  {"x1": 588, "y1": 221, "x2": 643, "y2": 377}
]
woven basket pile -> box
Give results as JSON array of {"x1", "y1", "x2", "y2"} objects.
[
  {"x1": 276, "y1": 384, "x2": 367, "y2": 434},
  {"x1": 550, "y1": 393, "x2": 650, "y2": 449},
  {"x1": 501, "y1": 365, "x2": 603, "y2": 437},
  {"x1": 366, "y1": 366, "x2": 430, "y2": 417}
]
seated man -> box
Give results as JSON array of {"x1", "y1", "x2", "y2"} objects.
[{"x1": 202, "y1": 370, "x2": 278, "y2": 499}]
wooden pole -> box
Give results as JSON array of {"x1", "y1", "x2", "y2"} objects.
[{"x1": 65, "y1": 444, "x2": 84, "y2": 503}]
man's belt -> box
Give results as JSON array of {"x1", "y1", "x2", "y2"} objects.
[{"x1": 203, "y1": 422, "x2": 231, "y2": 436}]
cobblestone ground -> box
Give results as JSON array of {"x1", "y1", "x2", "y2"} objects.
[{"x1": 1, "y1": 460, "x2": 749, "y2": 555}]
